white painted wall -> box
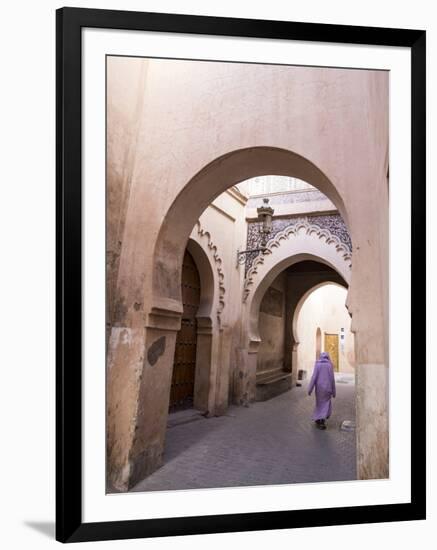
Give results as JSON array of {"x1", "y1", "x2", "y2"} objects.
[
  {"x1": 195, "y1": 189, "x2": 247, "y2": 329},
  {"x1": 296, "y1": 284, "x2": 355, "y2": 376}
]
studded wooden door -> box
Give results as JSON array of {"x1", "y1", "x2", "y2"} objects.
[{"x1": 169, "y1": 250, "x2": 201, "y2": 411}]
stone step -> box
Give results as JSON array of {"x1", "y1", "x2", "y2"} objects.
[{"x1": 256, "y1": 370, "x2": 292, "y2": 402}]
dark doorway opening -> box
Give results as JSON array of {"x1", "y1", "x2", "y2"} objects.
[{"x1": 169, "y1": 250, "x2": 201, "y2": 411}]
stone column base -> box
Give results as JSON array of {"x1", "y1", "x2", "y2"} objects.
[{"x1": 356, "y1": 363, "x2": 389, "y2": 480}]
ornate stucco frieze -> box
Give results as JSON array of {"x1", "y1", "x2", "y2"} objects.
[{"x1": 245, "y1": 214, "x2": 352, "y2": 275}]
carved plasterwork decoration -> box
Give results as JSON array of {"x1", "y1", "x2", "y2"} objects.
[
  {"x1": 243, "y1": 219, "x2": 352, "y2": 302},
  {"x1": 245, "y1": 213, "x2": 351, "y2": 274},
  {"x1": 195, "y1": 221, "x2": 226, "y2": 324}
]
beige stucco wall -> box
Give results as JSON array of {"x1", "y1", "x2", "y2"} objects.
[{"x1": 296, "y1": 284, "x2": 355, "y2": 376}]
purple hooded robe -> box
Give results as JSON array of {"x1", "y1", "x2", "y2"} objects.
[{"x1": 307, "y1": 352, "x2": 336, "y2": 421}]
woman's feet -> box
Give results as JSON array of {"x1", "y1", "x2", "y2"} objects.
[{"x1": 315, "y1": 419, "x2": 327, "y2": 430}]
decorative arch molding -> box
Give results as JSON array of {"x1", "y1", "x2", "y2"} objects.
[
  {"x1": 191, "y1": 220, "x2": 226, "y2": 325},
  {"x1": 243, "y1": 220, "x2": 352, "y2": 302},
  {"x1": 244, "y1": 235, "x2": 351, "y2": 356}
]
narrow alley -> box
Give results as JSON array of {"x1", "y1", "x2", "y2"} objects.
[{"x1": 131, "y1": 374, "x2": 356, "y2": 493}]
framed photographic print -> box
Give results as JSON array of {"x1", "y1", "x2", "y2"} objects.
[{"x1": 56, "y1": 7, "x2": 426, "y2": 543}]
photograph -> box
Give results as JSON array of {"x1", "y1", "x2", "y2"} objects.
[
  {"x1": 0, "y1": 1, "x2": 430, "y2": 548},
  {"x1": 105, "y1": 55, "x2": 389, "y2": 494}
]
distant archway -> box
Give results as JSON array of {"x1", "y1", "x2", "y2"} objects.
[{"x1": 293, "y1": 282, "x2": 354, "y2": 378}]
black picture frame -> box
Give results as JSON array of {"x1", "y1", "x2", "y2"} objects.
[{"x1": 56, "y1": 7, "x2": 426, "y2": 543}]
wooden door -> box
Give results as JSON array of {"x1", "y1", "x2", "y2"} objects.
[
  {"x1": 324, "y1": 333, "x2": 339, "y2": 372},
  {"x1": 169, "y1": 250, "x2": 201, "y2": 411}
]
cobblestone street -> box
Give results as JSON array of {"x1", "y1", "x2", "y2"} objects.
[{"x1": 131, "y1": 374, "x2": 356, "y2": 493}]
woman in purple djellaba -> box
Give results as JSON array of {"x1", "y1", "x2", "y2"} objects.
[{"x1": 307, "y1": 352, "x2": 336, "y2": 430}]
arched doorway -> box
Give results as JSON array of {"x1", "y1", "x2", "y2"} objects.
[
  {"x1": 108, "y1": 149, "x2": 383, "y2": 488},
  {"x1": 110, "y1": 153, "x2": 354, "y2": 488},
  {"x1": 169, "y1": 250, "x2": 201, "y2": 411},
  {"x1": 151, "y1": 146, "x2": 349, "y2": 306},
  {"x1": 149, "y1": 148, "x2": 352, "y2": 414}
]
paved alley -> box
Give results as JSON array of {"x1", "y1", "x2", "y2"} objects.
[{"x1": 131, "y1": 374, "x2": 356, "y2": 493}]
